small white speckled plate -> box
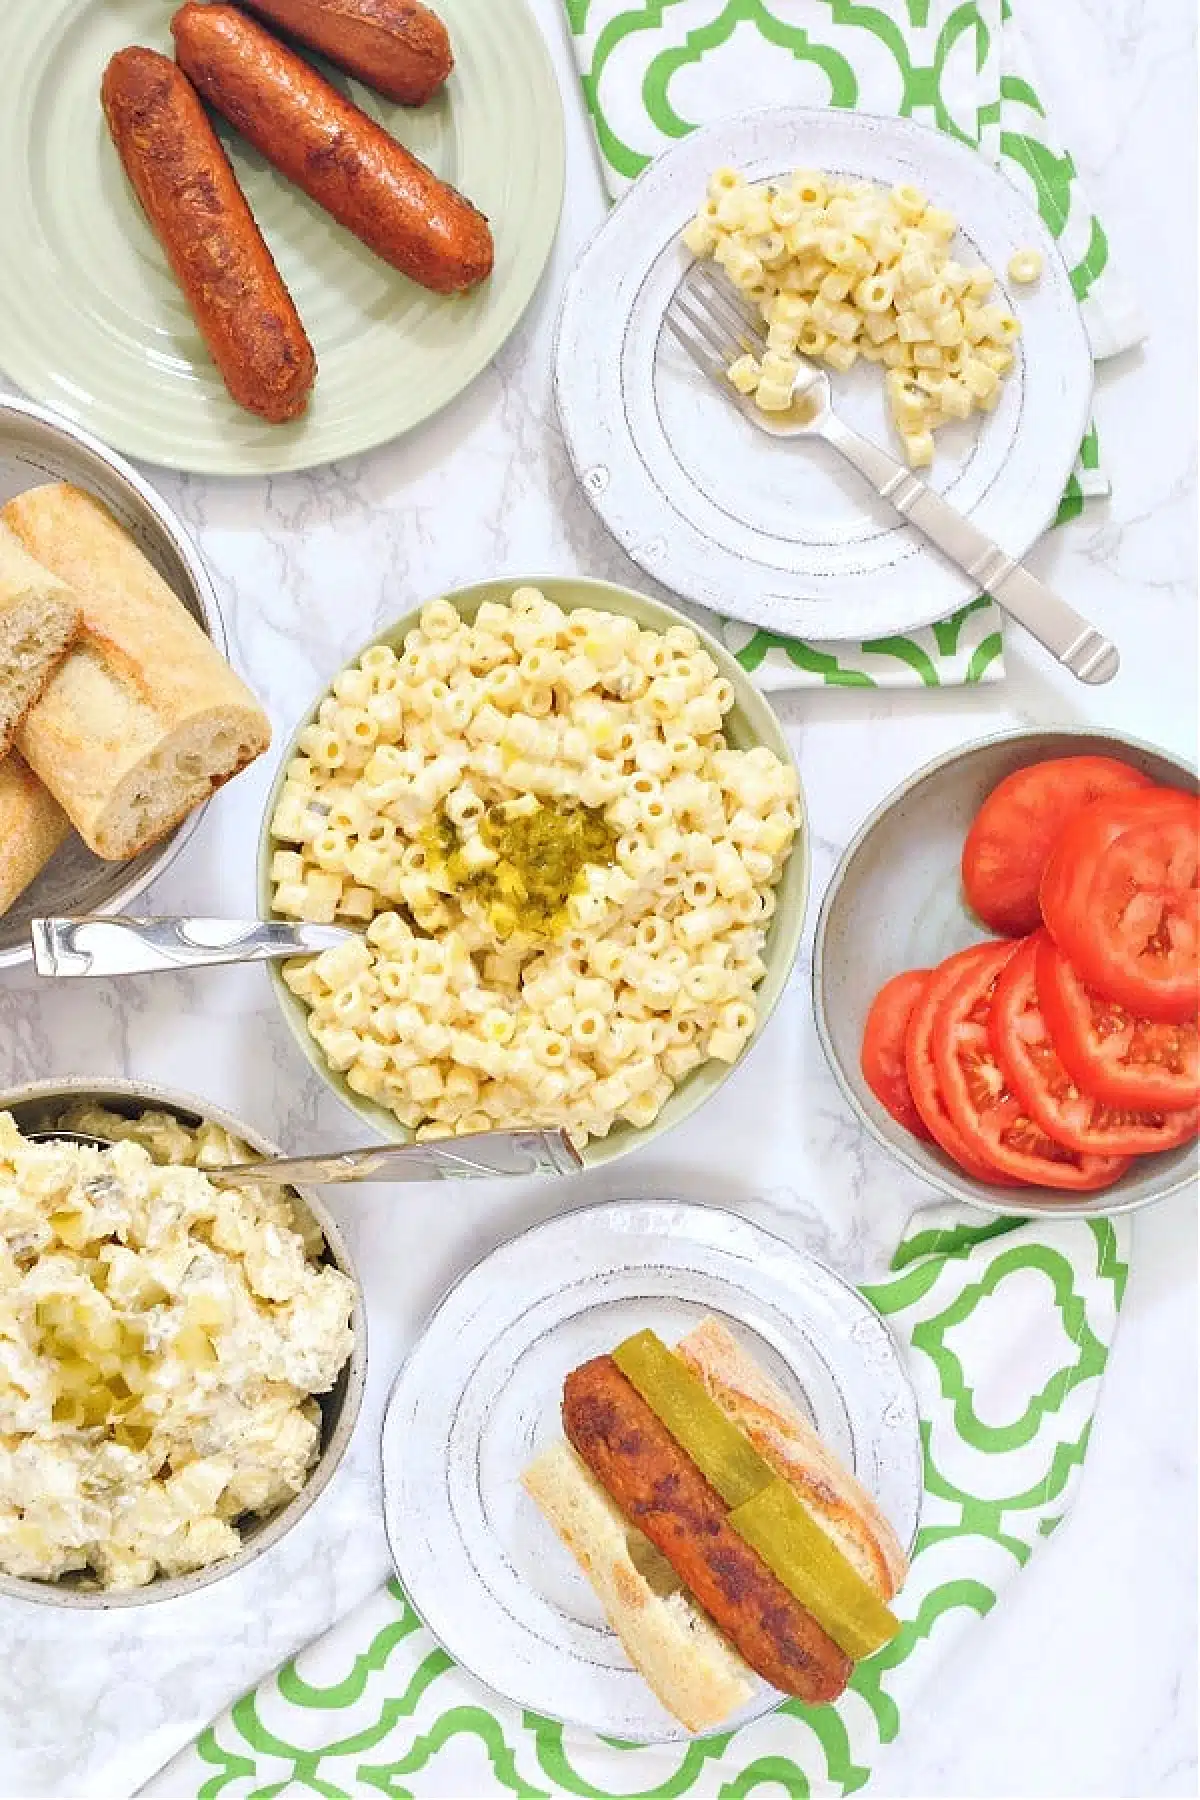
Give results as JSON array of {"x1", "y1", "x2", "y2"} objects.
[
  {"x1": 554, "y1": 108, "x2": 1093, "y2": 641},
  {"x1": 381, "y1": 1198, "x2": 921, "y2": 1743},
  {"x1": 0, "y1": 0, "x2": 563, "y2": 474}
]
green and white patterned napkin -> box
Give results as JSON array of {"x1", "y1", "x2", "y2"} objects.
[
  {"x1": 563, "y1": 0, "x2": 1145, "y2": 689},
  {"x1": 147, "y1": 1207, "x2": 1129, "y2": 1799}
]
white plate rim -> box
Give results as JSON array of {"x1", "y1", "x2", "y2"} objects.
[
  {"x1": 380, "y1": 1195, "x2": 922, "y2": 1742},
  {"x1": 553, "y1": 105, "x2": 1094, "y2": 641}
]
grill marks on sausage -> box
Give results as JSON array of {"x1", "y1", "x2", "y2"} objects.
[
  {"x1": 170, "y1": 3, "x2": 494, "y2": 295},
  {"x1": 563, "y1": 1356, "x2": 852, "y2": 1703},
  {"x1": 101, "y1": 47, "x2": 315, "y2": 421}
]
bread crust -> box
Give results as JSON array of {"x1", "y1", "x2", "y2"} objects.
[
  {"x1": 0, "y1": 753, "x2": 71, "y2": 916},
  {"x1": 233, "y1": 0, "x2": 453, "y2": 104},
  {"x1": 4, "y1": 484, "x2": 270, "y2": 861},
  {"x1": 0, "y1": 522, "x2": 82, "y2": 757},
  {"x1": 521, "y1": 1442, "x2": 753, "y2": 1733},
  {"x1": 675, "y1": 1318, "x2": 909, "y2": 1600},
  {"x1": 171, "y1": 3, "x2": 492, "y2": 294}
]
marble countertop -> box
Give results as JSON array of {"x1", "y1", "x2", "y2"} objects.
[{"x1": 0, "y1": 0, "x2": 1195, "y2": 1793}]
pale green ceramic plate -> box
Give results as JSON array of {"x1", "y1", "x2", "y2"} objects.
[
  {"x1": 257, "y1": 577, "x2": 810, "y2": 1169},
  {"x1": 0, "y1": 0, "x2": 564, "y2": 474}
]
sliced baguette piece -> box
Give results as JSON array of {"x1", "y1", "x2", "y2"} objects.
[
  {"x1": 675, "y1": 1318, "x2": 909, "y2": 1601},
  {"x1": 3, "y1": 484, "x2": 270, "y2": 861},
  {"x1": 521, "y1": 1441, "x2": 753, "y2": 1734},
  {"x1": 0, "y1": 752, "x2": 72, "y2": 916},
  {"x1": 0, "y1": 521, "x2": 81, "y2": 757}
]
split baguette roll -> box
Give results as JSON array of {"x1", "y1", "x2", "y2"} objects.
[
  {"x1": 521, "y1": 1441, "x2": 754, "y2": 1734},
  {"x1": 0, "y1": 522, "x2": 81, "y2": 757},
  {"x1": 675, "y1": 1318, "x2": 908, "y2": 1601},
  {"x1": 2, "y1": 484, "x2": 270, "y2": 861},
  {"x1": 523, "y1": 1318, "x2": 909, "y2": 1733},
  {"x1": 0, "y1": 753, "x2": 72, "y2": 916}
]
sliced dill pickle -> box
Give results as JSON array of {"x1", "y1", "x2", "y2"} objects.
[
  {"x1": 611, "y1": 1329, "x2": 775, "y2": 1508},
  {"x1": 728, "y1": 1477, "x2": 901, "y2": 1659}
]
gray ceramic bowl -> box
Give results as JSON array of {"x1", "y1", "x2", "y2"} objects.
[
  {"x1": 814, "y1": 728, "x2": 1198, "y2": 1218},
  {"x1": 0, "y1": 395, "x2": 225, "y2": 968},
  {"x1": 0, "y1": 1077, "x2": 367, "y2": 1608},
  {"x1": 257, "y1": 575, "x2": 810, "y2": 1168}
]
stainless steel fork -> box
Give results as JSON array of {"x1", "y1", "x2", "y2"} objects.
[{"x1": 666, "y1": 262, "x2": 1119, "y2": 685}]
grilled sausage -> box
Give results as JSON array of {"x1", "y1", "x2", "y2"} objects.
[
  {"x1": 101, "y1": 48, "x2": 316, "y2": 423},
  {"x1": 231, "y1": 0, "x2": 453, "y2": 105},
  {"x1": 562, "y1": 1355, "x2": 853, "y2": 1704},
  {"x1": 171, "y1": 3, "x2": 493, "y2": 294}
]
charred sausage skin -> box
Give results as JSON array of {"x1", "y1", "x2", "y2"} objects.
[
  {"x1": 232, "y1": 0, "x2": 453, "y2": 105},
  {"x1": 171, "y1": 3, "x2": 493, "y2": 294},
  {"x1": 101, "y1": 47, "x2": 316, "y2": 422},
  {"x1": 562, "y1": 1355, "x2": 853, "y2": 1704}
]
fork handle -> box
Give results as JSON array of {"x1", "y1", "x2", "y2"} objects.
[{"x1": 819, "y1": 414, "x2": 1119, "y2": 684}]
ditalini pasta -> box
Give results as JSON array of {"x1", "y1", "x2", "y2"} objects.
[
  {"x1": 269, "y1": 590, "x2": 801, "y2": 1147},
  {"x1": 683, "y1": 168, "x2": 1035, "y2": 468}
]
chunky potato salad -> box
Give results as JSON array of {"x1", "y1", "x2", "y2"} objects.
[{"x1": 0, "y1": 1111, "x2": 355, "y2": 1590}]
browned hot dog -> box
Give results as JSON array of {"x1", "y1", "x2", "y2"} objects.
[
  {"x1": 171, "y1": 3, "x2": 493, "y2": 294},
  {"x1": 101, "y1": 48, "x2": 316, "y2": 424},
  {"x1": 231, "y1": 0, "x2": 453, "y2": 105},
  {"x1": 562, "y1": 1355, "x2": 854, "y2": 1705}
]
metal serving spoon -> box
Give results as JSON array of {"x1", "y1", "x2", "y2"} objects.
[
  {"x1": 29, "y1": 1126, "x2": 583, "y2": 1188},
  {"x1": 31, "y1": 916, "x2": 358, "y2": 978}
]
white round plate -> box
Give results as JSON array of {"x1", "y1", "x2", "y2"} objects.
[
  {"x1": 382, "y1": 1198, "x2": 921, "y2": 1742},
  {"x1": 554, "y1": 109, "x2": 1093, "y2": 640}
]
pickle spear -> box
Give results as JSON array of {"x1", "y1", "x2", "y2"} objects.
[
  {"x1": 612, "y1": 1328, "x2": 902, "y2": 1660},
  {"x1": 612, "y1": 1329, "x2": 774, "y2": 1508},
  {"x1": 728, "y1": 1478, "x2": 901, "y2": 1659}
]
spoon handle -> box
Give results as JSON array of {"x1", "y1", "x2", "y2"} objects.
[
  {"x1": 205, "y1": 1130, "x2": 584, "y2": 1187},
  {"x1": 30, "y1": 916, "x2": 358, "y2": 977}
]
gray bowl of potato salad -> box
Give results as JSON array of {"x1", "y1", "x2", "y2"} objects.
[{"x1": 0, "y1": 1077, "x2": 366, "y2": 1608}]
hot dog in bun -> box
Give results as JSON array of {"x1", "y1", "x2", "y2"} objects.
[{"x1": 522, "y1": 1317, "x2": 909, "y2": 1733}]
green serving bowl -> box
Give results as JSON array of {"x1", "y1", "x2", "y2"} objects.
[{"x1": 258, "y1": 576, "x2": 809, "y2": 1169}]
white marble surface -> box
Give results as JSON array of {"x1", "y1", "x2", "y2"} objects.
[{"x1": 0, "y1": 0, "x2": 1195, "y2": 1793}]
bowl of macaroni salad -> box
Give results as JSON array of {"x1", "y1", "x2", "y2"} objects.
[
  {"x1": 260, "y1": 579, "x2": 808, "y2": 1165},
  {"x1": 0, "y1": 1078, "x2": 365, "y2": 1606}
]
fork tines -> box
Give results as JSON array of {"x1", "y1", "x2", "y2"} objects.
[{"x1": 666, "y1": 260, "x2": 766, "y2": 378}]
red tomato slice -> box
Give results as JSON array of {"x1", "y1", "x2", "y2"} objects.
[
  {"x1": 989, "y1": 934, "x2": 1198, "y2": 1157},
  {"x1": 1040, "y1": 786, "x2": 1200, "y2": 1022},
  {"x1": 1036, "y1": 934, "x2": 1200, "y2": 1112},
  {"x1": 961, "y1": 756, "x2": 1152, "y2": 937},
  {"x1": 931, "y1": 939, "x2": 1131, "y2": 1190},
  {"x1": 904, "y1": 944, "x2": 1021, "y2": 1183},
  {"x1": 861, "y1": 970, "x2": 934, "y2": 1140}
]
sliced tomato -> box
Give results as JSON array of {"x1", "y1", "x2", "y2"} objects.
[
  {"x1": 989, "y1": 934, "x2": 1198, "y2": 1157},
  {"x1": 904, "y1": 944, "x2": 1021, "y2": 1183},
  {"x1": 1036, "y1": 934, "x2": 1200, "y2": 1112},
  {"x1": 861, "y1": 970, "x2": 934, "y2": 1140},
  {"x1": 1040, "y1": 786, "x2": 1199, "y2": 1022},
  {"x1": 931, "y1": 938, "x2": 1131, "y2": 1190},
  {"x1": 961, "y1": 756, "x2": 1152, "y2": 938}
]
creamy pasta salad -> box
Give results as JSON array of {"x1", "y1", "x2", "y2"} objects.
[
  {"x1": 0, "y1": 1111, "x2": 355, "y2": 1590},
  {"x1": 683, "y1": 168, "x2": 1038, "y2": 467},
  {"x1": 269, "y1": 589, "x2": 800, "y2": 1146}
]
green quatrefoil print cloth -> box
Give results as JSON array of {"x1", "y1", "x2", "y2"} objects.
[
  {"x1": 563, "y1": 0, "x2": 1146, "y2": 689},
  {"x1": 147, "y1": 1207, "x2": 1130, "y2": 1799}
]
